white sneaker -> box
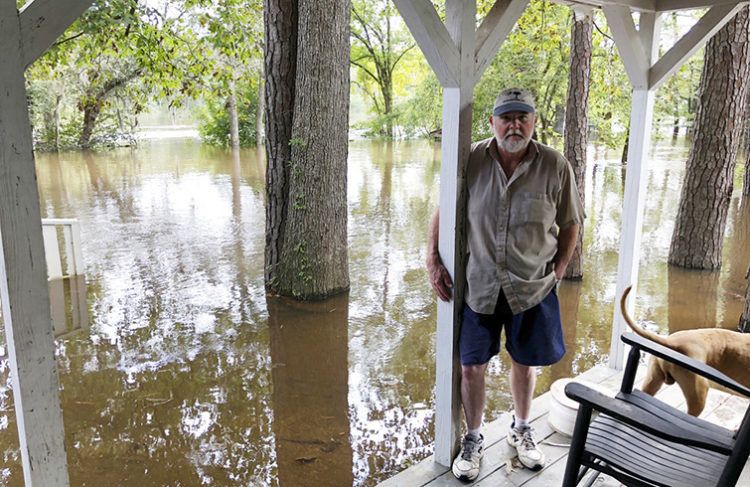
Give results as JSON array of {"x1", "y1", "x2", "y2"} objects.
[
  {"x1": 452, "y1": 433, "x2": 484, "y2": 482},
  {"x1": 507, "y1": 423, "x2": 545, "y2": 471}
]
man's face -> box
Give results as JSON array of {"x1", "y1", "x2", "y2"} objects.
[{"x1": 489, "y1": 111, "x2": 535, "y2": 154}]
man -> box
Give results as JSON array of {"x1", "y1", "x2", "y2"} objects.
[{"x1": 426, "y1": 88, "x2": 583, "y2": 481}]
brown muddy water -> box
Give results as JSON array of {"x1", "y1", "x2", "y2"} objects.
[{"x1": 0, "y1": 138, "x2": 748, "y2": 486}]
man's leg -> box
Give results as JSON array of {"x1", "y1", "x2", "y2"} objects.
[
  {"x1": 509, "y1": 358, "x2": 535, "y2": 421},
  {"x1": 461, "y1": 363, "x2": 488, "y2": 430}
]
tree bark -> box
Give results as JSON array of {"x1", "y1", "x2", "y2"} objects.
[
  {"x1": 668, "y1": 7, "x2": 750, "y2": 269},
  {"x1": 563, "y1": 8, "x2": 593, "y2": 280},
  {"x1": 228, "y1": 78, "x2": 240, "y2": 151},
  {"x1": 264, "y1": 0, "x2": 298, "y2": 289},
  {"x1": 264, "y1": 0, "x2": 350, "y2": 299},
  {"x1": 744, "y1": 146, "x2": 750, "y2": 196},
  {"x1": 740, "y1": 266, "x2": 750, "y2": 332}
]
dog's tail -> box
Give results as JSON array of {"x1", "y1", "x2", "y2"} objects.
[{"x1": 620, "y1": 286, "x2": 671, "y2": 347}]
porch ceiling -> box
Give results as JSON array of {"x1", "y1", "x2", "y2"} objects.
[{"x1": 555, "y1": 0, "x2": 742, "y2": 13}]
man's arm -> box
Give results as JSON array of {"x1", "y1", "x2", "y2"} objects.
[
  {"x1": 427, "y1": 208, "x2": 453, "y2": 301},
  {"x1": 553, "y1": 224, "x2": 579, "y2": 280}
]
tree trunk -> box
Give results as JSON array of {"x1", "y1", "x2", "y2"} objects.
[
  {"x1": 264, "y1": 0, "x2": 350, "y2": 299},
  {"x1": 264, "y1": 0, "x2": 298, "y2": 290},
  {"x1": 256, "y1": 75, "x2": 265, "y2": 146},
  {"x1": 78, "y1": 70, "x2": 141, "y2": 149},
  {"x1": 228, "y1": 78, "x2": 240, "y2": 151},
  {"x1": 79, "y1": 98, "x2": 104, "y2": 149},
  {"x1": 740, "y1": 266, "x2": 750, "y2": 332},
  {"x1": 668, "y1": 7, "x2": 750, "y2": 269},
  {"x1": 563, "y1": 8, "x2": 593, "y2": 280}
]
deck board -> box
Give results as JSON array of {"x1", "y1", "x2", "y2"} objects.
[{"x1": 376, "y1": 364, "x2": 750, "y2": 487}]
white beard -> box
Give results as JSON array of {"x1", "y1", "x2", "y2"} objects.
[{"x1": 500, "y1": 132, "x2": 531, "y2": 153}]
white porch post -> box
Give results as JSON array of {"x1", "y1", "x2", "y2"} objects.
[
  {"x1": 433, "y1": 0, "x2": 476, "y2": 466},
  {"x1": 0, "y1": 0, "x2": 93, "y2": 483},
  {"x1": 0, "y1": 1, "x2": 70, "y2": 485},
  {"x1": 609, "y1": 88, "x2": 655, "y2": 368},
  {"x1": 604, "y1": 9, "x2": 661, "y2": 369}
]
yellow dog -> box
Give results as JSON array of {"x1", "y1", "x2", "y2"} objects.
[{"x1": 621, "y1": 286, "x2": 750, "y2": 416}]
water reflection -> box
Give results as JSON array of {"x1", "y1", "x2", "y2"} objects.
[
  {"x1": 0, "y1": 138, "x2": 747, "y2": 486},
  {"x1": 50, "y1": 275, "x2": 89, "y2": 338},
  {"x1": 267, "y1": 294, "x2": 352, "y2": 486}
]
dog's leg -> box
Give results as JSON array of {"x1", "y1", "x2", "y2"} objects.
[
  {"x1": 640, "y1": 357, "x2": 666, "y2": 396},
  {"x1": 672, "y1": 367, "x2": 709, "y2": 416}
]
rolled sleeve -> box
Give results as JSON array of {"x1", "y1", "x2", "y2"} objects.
[{"x1": 555, "y1": 158, "x2": 585, "y2": 229}]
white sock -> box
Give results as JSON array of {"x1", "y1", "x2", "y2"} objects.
[
  {"x1": 514, "y1": 417, "x2": 529, "y2": 430},
  {"x1": 468, "y1": 428, "x2": 482, "y2": 439}
]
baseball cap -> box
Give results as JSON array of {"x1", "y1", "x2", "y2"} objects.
[{"x1": 492, "y1": 88, "x2": 535, "y2": 116}]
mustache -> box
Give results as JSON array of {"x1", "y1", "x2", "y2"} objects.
[{"x1": 505, "y1": 130, "x2": 526, "y2": 138}]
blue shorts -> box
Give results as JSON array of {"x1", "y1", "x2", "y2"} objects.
[{"x1": 460, "y1": 288, "x2": 565, "y2": 367}]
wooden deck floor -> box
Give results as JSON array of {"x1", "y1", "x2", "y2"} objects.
[{"x1": 377, "y1": 364, "x2": 750, "y2": 487}]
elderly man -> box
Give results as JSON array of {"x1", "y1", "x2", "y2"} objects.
[{"x1": 426, "y1": 88, "x2": 584, "y2": 481}]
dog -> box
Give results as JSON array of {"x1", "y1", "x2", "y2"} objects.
[{"x1": 620, "y1": 285, "x2": 750, "y2": 416}]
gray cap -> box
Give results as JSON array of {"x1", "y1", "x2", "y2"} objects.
[{"x1": 492, "y1": 88, "x2": 535, "y2": 116}]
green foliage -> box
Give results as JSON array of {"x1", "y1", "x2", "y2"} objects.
[
  {"x1": 197, "y1": 82, "x2": 260, "y2": 147},
  {"x1": 26, "y1": 0, "x2": 264, "y2": 150},
  {"x1": 350, "y1": 0, "x2": 417, "y2": 137}
]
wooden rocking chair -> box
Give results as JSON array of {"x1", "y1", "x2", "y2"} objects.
[{"x1": 562, "y1": 332, "x2": 750, "y2": 487}]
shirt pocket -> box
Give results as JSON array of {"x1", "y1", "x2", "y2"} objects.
[{"x1": 510, "y1": 192, "x2": 555, "y2": 227}]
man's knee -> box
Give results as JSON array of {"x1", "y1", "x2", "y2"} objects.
[
  {"x1": 461, "y1": 363, "x2": 487, "y2": 382},
  {"x1": 511, "y1": 360, "x2": 534, "y2": 379}
]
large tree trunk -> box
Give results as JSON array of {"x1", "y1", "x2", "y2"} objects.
[
  {"x1": 668, "y1": 7, "x2": 750, "y2": 269},
  {"x1": 563, "y1": 8, "x2": 593, "y2": 280},
  {"x1": 741, "y1": 266, "x2": 750, "y2": 332},
  {"x1": 228, "y1": 78, "x2": 240, "y2": 151},
  {"x1": 264, "y1": 0, "x2": 350, "y2": 299}
]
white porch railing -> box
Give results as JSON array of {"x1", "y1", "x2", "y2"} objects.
[{"x1": 41, "y1": 218, "x2": 84, "y2": 280}]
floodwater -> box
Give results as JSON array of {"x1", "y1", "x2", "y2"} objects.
[{"x1": 0, "y1": 137, "x2": 748, "y2": 486}]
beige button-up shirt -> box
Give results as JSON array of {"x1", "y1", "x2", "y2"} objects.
[{"x1": 465, "y1": 137, "x2": 584, "y2": 315}]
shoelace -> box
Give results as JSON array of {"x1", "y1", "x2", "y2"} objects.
[
  {"x1": 461, "y1": 438, "x2": 479, "y2": 460},
  {"x1": 519, "y1": 429, "x2": 537, "y2": 451}
]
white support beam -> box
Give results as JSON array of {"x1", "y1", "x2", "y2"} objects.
[
  {"x1": 393, "y1": 0, "x2": 460, "y2": 87},
  {"x1": 432, "y1": 0, "x2": 477, "y2": 468},
  {"x1": 602, "y1": 5, "x2": 650, "y2": 88},
  {"x1": 19, "y1": 0, "x2": 94, "y2": 68},
  {"x1": 0, "y1": 0, "x2": 70, "y2": 485},
  {"x1": 649, "y1": 3, "x2": 745, "y2": 90},
  {"x1": 609, "y1": 90, "x2": 656, "y2": 369},
  {"x1": 474, "y1": 0, "x2": 530, "y2": 81},
  {"x1": 655, "y1": 0, "x2": 743, "y2": 12}
]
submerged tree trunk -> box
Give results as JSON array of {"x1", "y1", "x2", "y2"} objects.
[
  {"x1": 668, "y1": 7, "x2": 750, "y2": 269},
  {"x1": 740, "y1": 266, "x2": 750, "y2": 332},
  {"x1": 78, "y1": 70, "x2": 140, "y2": 148},
  {"x1": 264, "y1": 0, "x2": 350, "y2": 299},
  {"x1": 563, "y1": 8, "x2": 593, "y2": 280},
  {"x1": 228, "y1": 78, "x2": 240, "y2": 151}
]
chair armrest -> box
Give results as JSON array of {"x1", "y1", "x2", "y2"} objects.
[
  {"x1": 622, "y1": 332, "x2": 750, "y2": 398},
  {"x1": 565, "y1": 382, "x2": 733, "y2": 453}
]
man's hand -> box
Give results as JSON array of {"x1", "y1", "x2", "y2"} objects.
[{"x1": 427, "y1": 254, "x2": 453, "y2": 301}]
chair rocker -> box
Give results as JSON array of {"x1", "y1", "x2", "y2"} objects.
[{"x1": 561, "y1": 332, "x2": 750, "y2": 487}]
